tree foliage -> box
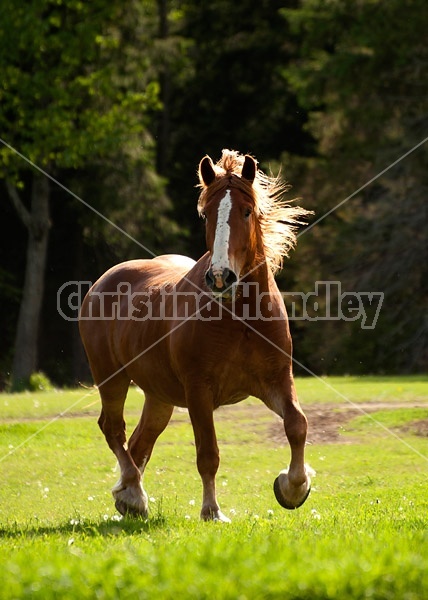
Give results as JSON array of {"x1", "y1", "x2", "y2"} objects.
[
  {"x1": 0, "y1": 0, "x2": 161, "y2": 171},
  {"x1": 279, "y1": 0, "x2": 428, "y2": 373},
  {"x1": 0, "y1": 0, "x2": 426, "y2": 387},
  {"x1": 0, "y1": 0, "x2": 175, "y2": 388}
]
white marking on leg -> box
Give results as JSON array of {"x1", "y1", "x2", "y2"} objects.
[{"x1": 211, "y1": 190, "x2": 232, "y2": 273}]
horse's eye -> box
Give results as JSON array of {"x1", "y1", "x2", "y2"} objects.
[{"x1": 244, "y1": 208, "x2": 252, "y2": 219}]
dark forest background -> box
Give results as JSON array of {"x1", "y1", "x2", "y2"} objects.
[{"x1": 1, "y1": 0, "x2": 427, "y2": 390}]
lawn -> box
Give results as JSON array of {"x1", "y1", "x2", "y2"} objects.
[{"x1": 0, "y1": 375, "x2": 427, "y2": 599}]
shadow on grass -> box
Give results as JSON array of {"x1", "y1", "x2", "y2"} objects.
[{"x1": 0, "y1": 513, "x2": 169, "y2": 539}]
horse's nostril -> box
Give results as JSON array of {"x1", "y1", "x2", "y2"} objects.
[
  {"x1": 205, "y1": 268, "x2": 215, "y2": 288},
  {"x1": 205, "y1": 267, "x2": 237, "y2": 291},
  {"x1": 224, "y1": 268, "x2": 237, "y2": 288}
]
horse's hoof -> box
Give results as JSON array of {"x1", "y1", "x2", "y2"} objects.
[
  {"x1": 212, "y1": 510, "x2": 231, "y2": 523},
  {"x1": 115, "y1": 498, "x2": 148, "y2": 518},
  {"x1": 273, "y1": 467, "x2": 313, "y2": 510},
  {"x1": 273, "y1": 477, "x2": 310, "y2": 509},
  {"x1": 112, "y1": 480, "x2": 148, "y2": 518},
  {"x1": 200, "y1": 508, "x2": 231, "y2": 523}
]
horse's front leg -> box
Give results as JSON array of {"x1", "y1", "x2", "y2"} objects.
[
  {"x1": 187, "y1": 390, "x2": 230, "y2": 523},
  {"x1": 268, "y1": 377, "x2": 313, "y2": 510}
]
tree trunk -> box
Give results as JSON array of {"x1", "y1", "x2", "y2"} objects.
[{"x1": 8, "y1": 175, "x2": 51, "y2": 390}]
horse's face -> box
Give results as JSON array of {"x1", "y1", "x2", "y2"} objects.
[
  {"x1": 199, "y1": 155, "x2": 258, "y2": 300},
  {"x1": 202, "y1": 187, "x2": 255, "y2": 298}
]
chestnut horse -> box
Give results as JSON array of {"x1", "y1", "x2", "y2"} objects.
[{"x1": 79, "y1": 150, "x2": 313, "y2": 521}]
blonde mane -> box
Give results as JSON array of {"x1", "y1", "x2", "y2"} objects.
[{"x1": 198, "y1": 149, "x2": 311, "y2": 274}]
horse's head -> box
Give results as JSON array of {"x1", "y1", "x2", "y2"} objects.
[{"x1": 198, "y1": 152, "x2": 259, "y2": 300}]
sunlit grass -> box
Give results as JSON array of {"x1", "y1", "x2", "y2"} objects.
[
  {"x1": 347, "y1": 407, "x2": 428, "y2": 431},
  {"x1": 295, "y1": 374, "x2": 428, "y2": 405},
  {"x1": 0, "y1": 377, "x2": 427, "y2": 598},
  {"x1": 1, "y1": 374, "x2": 426, "y2": 421}
]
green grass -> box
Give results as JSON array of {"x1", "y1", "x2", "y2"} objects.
[
  {"x1": 294, "y1": 374, "x2": 428, "y2": 405},
  {"x1": 0, "y1": 376, "x2": 427, "y2": 599}
]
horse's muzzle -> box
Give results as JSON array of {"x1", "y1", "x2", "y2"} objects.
[{"x1": 205, "y1": 267, "x2": 238, "y2": 298}]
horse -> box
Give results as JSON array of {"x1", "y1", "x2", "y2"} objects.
[{"x1": 79, "y1": 149, "x2": 313, "y2": 522}]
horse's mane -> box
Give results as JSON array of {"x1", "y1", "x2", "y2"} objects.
[{"x1": 198, "y1": 149, "x2": 311, "y2": 274}]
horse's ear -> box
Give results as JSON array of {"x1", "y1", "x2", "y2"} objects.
[
  {"x1": 241, "y1": 155, "x2": 257, "y2": 183},
  {"x1": 199, "y1": 156, "x2": 216, "y2": 186}
]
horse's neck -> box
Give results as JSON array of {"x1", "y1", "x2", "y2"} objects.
[
  {"x1": 244, "y1": 258, "x2": 273, "y2": 293},
  {"x1": 178, "y1": 252, "x2": 210, "y2": 292}
]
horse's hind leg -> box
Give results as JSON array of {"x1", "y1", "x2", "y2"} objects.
[
  {"x1": 97, "y1": 373, "x2": 148, "y2": 517},
  {"x1": 128, "y1": 394, "x2": 173, "y2": 482}
]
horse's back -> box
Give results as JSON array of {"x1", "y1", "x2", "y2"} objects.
[
  {"x1": 79, "y1": 254, "x2": 196, "y2": 398},
  {"x1": 87, "y1": 255, "x2": 196, "y2": 295}
]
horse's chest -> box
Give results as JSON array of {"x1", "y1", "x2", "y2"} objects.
[
  {"x1": 171, "y1": 318, "x2": 289, "y2": 401},
  {"x1": 205, "y1": 329, "x2": 286, "y2": 398}
]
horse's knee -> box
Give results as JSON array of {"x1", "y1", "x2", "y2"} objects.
[{"x1": 99, "y1": 416, "x2": 127, "y2": 451}]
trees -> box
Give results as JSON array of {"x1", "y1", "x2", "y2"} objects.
[
  {"x1": 5, "y1": 177, "x2": 50, "y2": 387},
  {"x1": 0, "y1": 0, "x2": 165, "y2": 389},
  {"x1": 281, "y1": 0, "x2": 428, "y2": 372},
  {"x1": 159, "y1": 0, "x2": 315, "y2": 257},
  {"x1": 0, "y1": 0, "x2": 426, "y2": 384}
]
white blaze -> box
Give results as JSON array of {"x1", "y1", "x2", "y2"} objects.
[{"x1": 211, "y1": 190, "x2": 232, "y2": 272}]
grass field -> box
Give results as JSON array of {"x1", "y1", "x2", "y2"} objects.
[{"x1": 0, "y1": 375, "x2": 427, "y2": 599}]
